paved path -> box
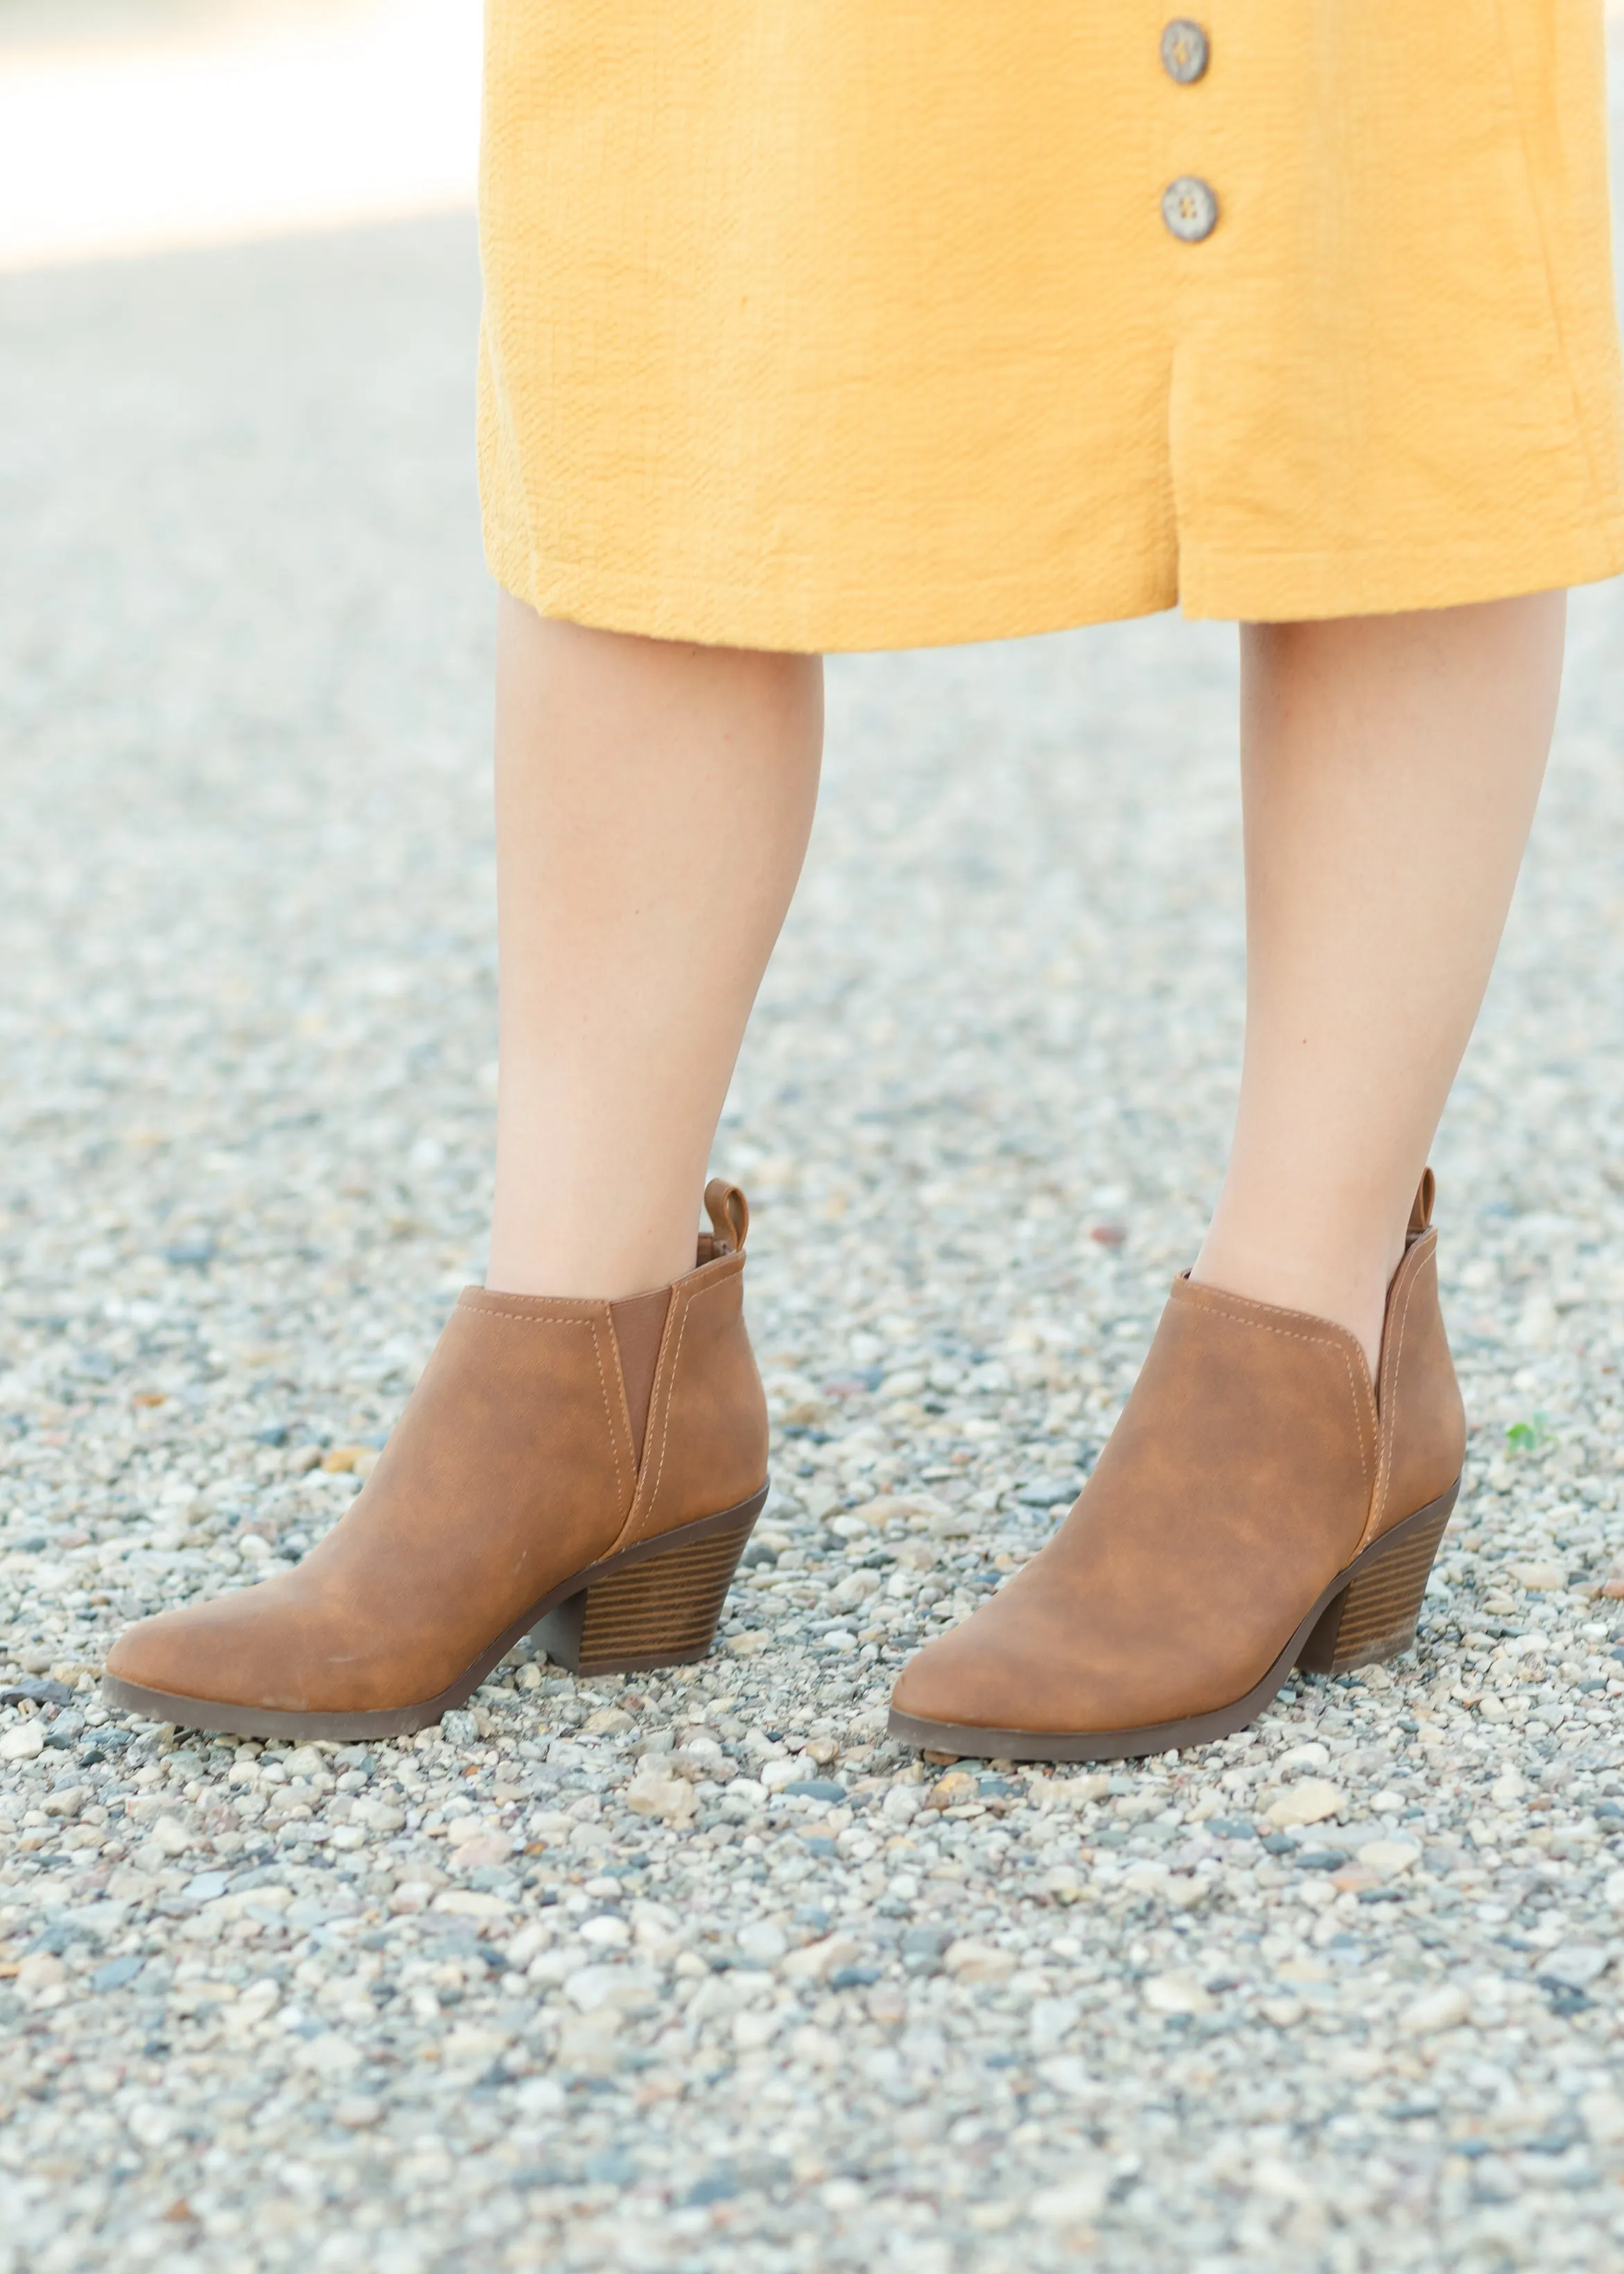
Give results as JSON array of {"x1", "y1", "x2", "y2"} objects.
[{"x1": 2, "y1": 58, "x2": 1624, "y2": 2274}]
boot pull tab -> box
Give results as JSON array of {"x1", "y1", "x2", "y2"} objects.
[
  {"x1": 703, "y1": 1179, "x2": 750, "y2": 1257},
  {"x1": 1408, "y1": 1168, "x2": 1436, "y2": 1240}
]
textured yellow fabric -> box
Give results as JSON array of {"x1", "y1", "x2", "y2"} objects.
[{"x1": 478, "y1": 1, "x2": 1624, "y2": 651}]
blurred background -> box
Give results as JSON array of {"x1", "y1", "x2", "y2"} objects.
[{"x1": 0, "y1": 0, "x2": 480, "y2": 271}]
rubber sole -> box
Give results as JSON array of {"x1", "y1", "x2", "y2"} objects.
[
  {"x1": 886, "y1": 1482, "x2": 1458, "y2": 1764},
  {"x1": 99, "y1": 1486, "x2": 767, "y2": 1742}
]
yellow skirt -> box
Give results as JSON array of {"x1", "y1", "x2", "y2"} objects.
[{"x1": 477, "y1": 2, "x2": 1624, "y2": 651}]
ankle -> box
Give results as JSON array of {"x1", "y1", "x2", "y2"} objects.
[
  {"x1": 1188, "y1": 1233, "x2": 1396, "y2": 1380},
  {"x1": 484, "y1": 1227, "x2": 699, "y2": 1301}
]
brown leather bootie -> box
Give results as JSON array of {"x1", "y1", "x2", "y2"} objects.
[
  {"x1": 103, "y1": 1182, "x2": 769, "y2": 1739},
  {"x1": 890, "y1": 1173, "x2": 1465, "y2": 1762}
]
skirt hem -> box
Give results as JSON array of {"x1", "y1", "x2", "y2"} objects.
[{"x1": 484, "y1": 519, "x2": 1624, "y2": 653}]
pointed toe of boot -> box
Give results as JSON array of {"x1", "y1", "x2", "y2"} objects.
[
  {"x1": 103, "y1": 1586, "x2": 300, "y2": 1730},
  {"x1": 889, "y1": 1628, "x2": 977, "y2": 1734},
  {"x1": 101, "y1": 1572, "x2": 455, "y2": 1739},
  {"x1": 889, "y1": 1592, "x2": 1050, "y2": 1751},
  {"x1": 103, "y1": 1610, "x2": 185, "y2": 1694}
]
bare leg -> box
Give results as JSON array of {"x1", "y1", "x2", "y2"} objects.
[
  {"x1": 487, "y1": 598, "x2": 822, "y2": 1298},
  {"x1": 1194, "y1": 593, "x2": 1565, "y2": 1372}
]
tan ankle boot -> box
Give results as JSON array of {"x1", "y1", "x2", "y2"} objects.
[
  {"x1": 103, "y1": 1182, "x2": 769, "y2": 1739},
  {"x1": 889, "y1": 1173, "x2": 1465, "y2": 1762}
]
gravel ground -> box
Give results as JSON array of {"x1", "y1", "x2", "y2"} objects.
[{"x1": 3, "y1": 87, "x2": 1624, "y2": 2274}]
